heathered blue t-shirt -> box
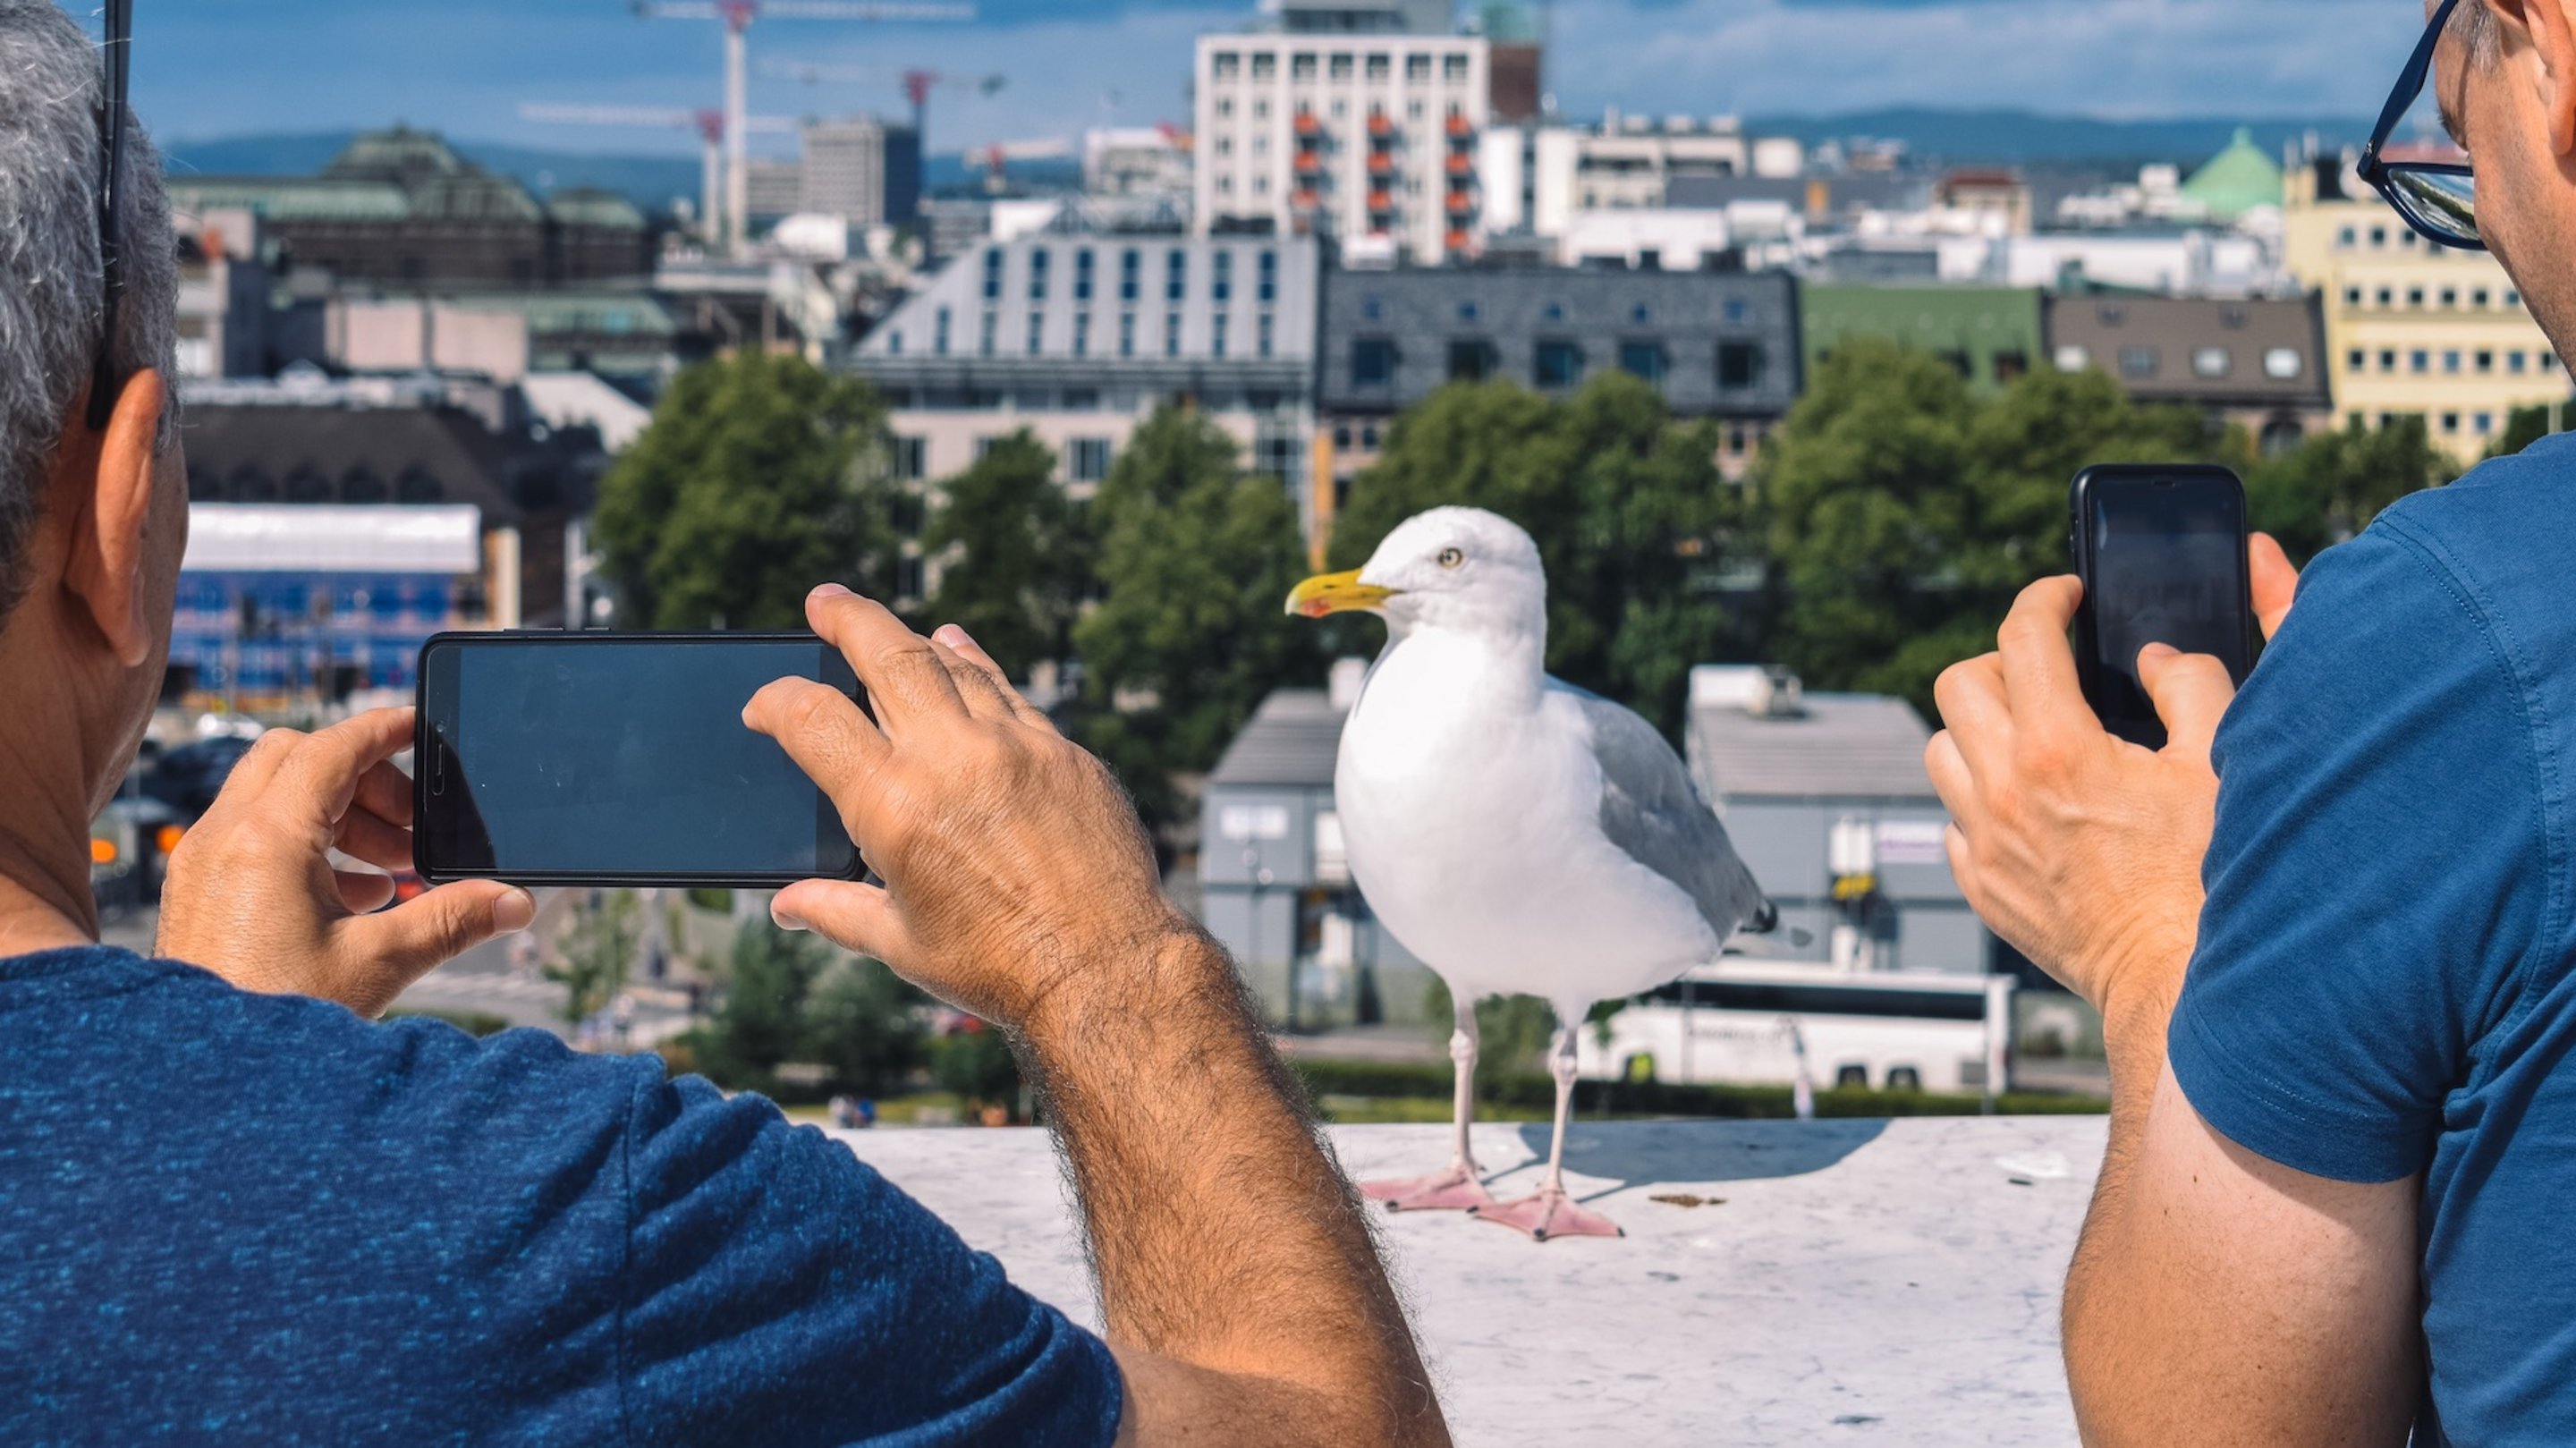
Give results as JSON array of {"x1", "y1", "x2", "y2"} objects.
[
  {"x1": 2168, "y1": 432, "x2": 2576, "y2": 1444},
  {"x1": 0, "y1": 944, "x2": 1121, "y2": 1446}
]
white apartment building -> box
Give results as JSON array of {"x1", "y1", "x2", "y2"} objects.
[
  {"x1": 1479, "y1": 115, "x2": 1801, "y2": 241},
  {"x1": 1193, "y1": 16, "x2": 1490, "y2": 264}
]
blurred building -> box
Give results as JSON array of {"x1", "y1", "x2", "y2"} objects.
[
  {"x1": 1085, "y1": 127, "x2": 1195, "y2": 205},
  {"x1": 166, "y1": 127, "x2": 654, "y2": 291},
  {"x1": 2042, "y1": 292, "x2": 2333, "y2": 453},
  {"x1": 851, "y1": 227, "x2": 1320, "y2": 544},
  {"x1": 2284, "y1": 156, "x2": 2570, "y2": 461},
  {"x1": 1193, "y1": 0, "x2": 1491, "y2": 265},
  {"x1": 1198, "y1": 667, "x2": 1434, "y2": 1029},
  {"x1": 1683, "y1": 666, "x2": 1990, "y2": 976},
  {"x1": 173, "y1": 207, "x2": 272, "y2": 379},
  {"x1": 801, "y1": 116, "x2": 923, "y2": 227},
  {"x1": 1312, "y1": 266, "x2": 1801, "y2": 525},
  {"x1": 743, "y1": 158, "x2": 804, "y2": 227},
  {"x1": 1801, "y1": 284, "x2": 2043, "y2": 396}
]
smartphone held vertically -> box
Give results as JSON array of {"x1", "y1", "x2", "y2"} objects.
[
  {"x1": 412, "y1": 633, "x2": 865, "y2": 888},
  {"x1": 2068, "y1": 465, "x2": 2257, "y2": 750}
]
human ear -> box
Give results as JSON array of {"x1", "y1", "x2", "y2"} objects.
[
  {"x1": 2499, "y1": 0, "x2": 2576, "y2": 156},
  {"x1": 59, "y1": 369, "x2": 167, "y2": 668}
]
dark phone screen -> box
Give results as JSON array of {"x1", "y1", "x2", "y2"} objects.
[
  {"x1": 2081, "y1": 475, "x2": 2251, "y2": 743},
  {"x1": 421, "y1": 639, "x2": 858, "y2": 880}
]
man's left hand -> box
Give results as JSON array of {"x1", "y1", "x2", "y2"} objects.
[{"x1": 157, "y1": 708, "x2": 533, "y2": 1017}]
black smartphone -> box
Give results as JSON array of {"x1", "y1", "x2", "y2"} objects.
[
  {"x1": 413, "y1": 633, "x2": 864, "y2": 887},
  {"x1": 2068, "y1": 464, "x2": 2257, "y2": 749}
]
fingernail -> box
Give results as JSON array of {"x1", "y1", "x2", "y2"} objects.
[
  {"x1": 932, "y1": 623, "x2": 973, "y2": 650},
  {"x1": 771, "y1": 901, "x2": 807, "y2": 933},
  {"x1": 493, "y1": 888, "x2": 536, "y2": 934},
  {"x1": 811, "y1": 582, "x2": 852, "y2": 600},
  {"x1": 2140, "y1": 642, "x2": 2179, "y2": 660}
]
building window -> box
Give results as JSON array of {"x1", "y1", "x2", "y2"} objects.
[
  {"x1": 2346, "y1": 348, "x2": 2367, "y2": 372},
  {"x1": 2118, "y1": 345, "x2": 2159, "y2": 379},
  {"x1": 1166, "y1": 249, "x2": 1188, "y2": 302},
  {"x1": 886, "y1": 329, "x2": 903, "y2": 356},
  {"x1": 1994, "y1": 351, "x2": 2029, "y2": 384},
  {"x1": 933, "y1": 308, "x2": 950, "y2": 356},
  {"x1": 982, "y1": 248, "x2": 1003, "y2": 301},
  {"x1": 2445, "y1": 350, "x2": 2463, "y2": 374},
  {"x1": 1292, "y1": 51, "x2": 1316, "y2": 80},
  {"x1": 1075, "y1": 248, "x2": 1095, "y2": 301},
  {"x1": 892, "y1": 436, "x2": 928, "y2": 480},
  {"x1": 2377, "y1": 286, "x2": 2394, "y2": 307},
  {"x1": 1407, "y1": 54, "x2": 1430, "y2": 80},
  {"x1": 2440, "y1": 287, "x2": 2458, "y2": 307},
  {"x1": 1533, "y1": 339, "x2": 1584, "y2": 388},
  {"x1": 1366, "y1": 52, "x2": 1390, "y2": 80},
  {"x1": 979, "y1": 310, "x2": 997, "y2": 357},
  {"x1": 1258, "y1": 250, "x2": 1277, "y2": 304},
  {"x1": 2477, "y1": 349, "x2": 2496, "y2": 373},
  {"x1": 1213, "y1": 49, "x2": 1241, "y2": 77},
  {"x1": 2474, "y1": 287, "x2": 2492, "y2": 307},
  {"x1": 2411, "y1": 350, "x2": 2430, "y2": 373},
  {"x1": 2192, "y1": 346, "x2": 2232, "y2": 378},
  {"x1": 1212, "y1": 313, "x2": 1230, "y2": 359},
  {"x1": 1030, "y1": 247, "x2": 1050, "y2": 301},
  {"x1": 1120, "y1": 311, "x2": 1137, "y2": 358},
  {"x1": 1073, "y1": 312, "x2": 1091, "y2": 358},
  {"x1": 2512, "y1": 350, "x2": 2529, "y2": 373},
  {"x1": 2055, "y1": 343, "x2": 2090, "y2": 372},
  {"x1": 1025, "y1": 312, "x2": 1045, "y2": 356},
  {"x1": 1069, "y1": 437, "x2": 1113, "y2": 482},
  {"x1": 2476, "y1": 411, "x2": 2496, "y2": 434},
  {"x1": 1724, "y1": 299, "x2": 1750, "y2": 325},
  {"x1": 1258, "y1": 312, "x2": 1275, "y2": 358},
  {"x1": 1121, "y1": 249, "x2": 1141, "y2": 303},
  {"x1": 2379, "y1": 349, "x2": 2396, "y2": 372},
  {"x1": 1165, "y1": 312, "x2": 1183, "y2": 357},
  {"x1": 1329, "y1": 53, "x2": 1353, "y2": 80},
  {"x1": 2370, "y1": 224, "x2": 2389, "y2": 246},
  {"x1": 2336, "y1": 224, "x2": 2357, "y2": 248},
  {"x1": 2508, "y1": 289, "x2": 2525, "y2": 308},
  {"x1": 1444, "y1": 54, "x2": 1468, "y2": 81},
  {"x1": 1620, "y1": 340, "x2": 1668, "y2": 384},
  {"x1": 1352, "y1": 336, "x2": 1399, "y2": 386},
  {"x1": 1253, "y1": 52, "x2": 1275, "y2": 79},
  {"x1": 2408, "y1": 287, "x2": 2426, "y2": 307},
  {"x1": 2343, "y1": 285, "x2": 2362, "y2": 307},
  {"x1": 1214, "y1": 250, "x2": 1233, "y2": 303},
  {"x1": 1448, "y1": 338, "x2": 1497, "y2": 381},
  {"x1": 2442, "y1": 412, "x2": 2462, "y2": 434},
  {"x1": 2264, "y1": 348, "x2": 2303, "y2": 379},
  {"x1": 1716, "y1": 340, "x2": 1765, "y2": 389}
]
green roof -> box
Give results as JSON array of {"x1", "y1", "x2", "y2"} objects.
[
  {"x1": 2180, "y1": 128, "x2": 2284, "y2": 222},
  {"x1": 167, "y1": 175, "x2": 411, "y2": 223},
  {"x1": 547, "y1": 187, "x2": 647, "y2": 231},
  {"x1": 444, "y1": 290, "x2": 679, "y2": 337},
  {"x1": 1800, "y1": 284, "x2": 2046, "y2": 396}
]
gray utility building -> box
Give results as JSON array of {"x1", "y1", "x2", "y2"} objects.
[
  {"x1": 1684, "y1": 665, "x2": 1991, "y2": 977},
  {"x1": 1197, "y1": 668, "x2": 1436, "y2": 1031},
  {"x1": 1312, "y1": 265, "x2": 1804, "y2": 500}
]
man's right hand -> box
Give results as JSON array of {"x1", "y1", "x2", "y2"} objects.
[{"x1": 742, "y1": 585, "x2": 1192, "y2": 1035}]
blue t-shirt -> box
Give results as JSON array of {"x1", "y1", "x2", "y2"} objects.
[
  {"x1": 2169, "y1": 433, "x2": 2576, "y2": 1444},
  {"x1": 0, "y1": 945, "x2": 1121, "y2": 1446}
]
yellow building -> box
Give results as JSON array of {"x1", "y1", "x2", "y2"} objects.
[{"x1": 2285, "y1": 159, "x2": 2568, "y2": 462}]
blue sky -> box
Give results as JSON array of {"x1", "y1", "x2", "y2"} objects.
[{"x1": 118, "y1": 0, "x2": 2426, "y2": 157}]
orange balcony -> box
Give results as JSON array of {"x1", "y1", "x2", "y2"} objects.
[
  {"x1": 1368, "y1": 111, "x2": 1394, "y2": 138},
  {"x1": 1293, "y1": 149, "x2": 1323, "y2": 174},
  {"x1": 1445, "y1": 113, "x2": 1472, "y2": 138},
  {"x1": 1445, "y1": 228, "x2": 1470, "y2": 252},
  {"x1": 1445, "y1": 153, "x2": 1471, "y2": 176},
  {"x1": 1445, "y1": 191, "x2": 1473, "y2": 215},
  {"x1": 1293, "y1": 111, "x2": 1321, "y2": 136},
  {"x1": 1368, "y1": 190, "x2": 1394, "y2": 212},
  {"x1": 1292, "y1": 189, "x2": 1322, "y2": 210},
  {"x1": 1367, "y1": 151, "x2": 1394, "y2": 175}
]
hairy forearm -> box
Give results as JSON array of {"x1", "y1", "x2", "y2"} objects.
[{"x1": 1021, "y1": 923, "x2": 1446, "y2": 1446}]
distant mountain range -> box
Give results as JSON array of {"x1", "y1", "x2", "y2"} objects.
[{"x1": 162, "y1": 109, "x2": 2377, "y2": 215}]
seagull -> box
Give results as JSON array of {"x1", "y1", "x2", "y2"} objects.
[{"x1": 1287, "y1": 506, "x2": 1779, "y2": 1242}]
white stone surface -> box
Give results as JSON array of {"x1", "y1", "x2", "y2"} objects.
[{"x1": 832, "y1": 1115, "x2": 2108, "y2": 1446}]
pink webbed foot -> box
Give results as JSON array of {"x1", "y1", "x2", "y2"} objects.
[
  {"x1": 1360, "y1": 1162, "x2": 1495, "y2": 1212},
  {"x1": 1471, "y1": 1185, "x2": 1623, "y2": 1242}
]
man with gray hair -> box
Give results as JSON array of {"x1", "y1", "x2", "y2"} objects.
[{"x1": 0, "y1": 4, "x2": 1447, "y2": 1444}]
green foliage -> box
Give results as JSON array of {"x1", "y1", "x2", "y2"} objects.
[
  {"x1": 698, "y1": 918, "x2": 834, "y2": 1080},
  {"x1": 2245, "y1": 415, "x2": 2456, "y2": 565},
  {"x1": 689, "y1": 919, "x2": 928, "y2": 1097},
  {"x1": 1421, "y1": 978, "x2": 1576, "y2": 1100},
  {"x1": 928, "y1": 1024, "x2": 1022, "y2": 1113},
  {"x1": 1289, "y1": 1056, "x2": 2105, "y2": 1120},
  {"x1": 548, "y1": 889, "x2": 640, "y2": 1028},
  {"x1": 922, "y1": 429, "x2": 1092, "y2": 680},
  {"x1": 1758, "y1": 341, "x2": 2219, "y2": 716},
  {"x1": 1072, "y1": 405, "x2": 1318, "y2": 824},
  {"x1": 2486, "y1": 403, "x2": 2559, "y2": 461},
  {"x1": 1329, "y1": 374, "x2": 1757, "y2": 738},
  {"x1": 803, "y1": 958, "x2": 929, "y2": 1097},
  {"x1": 591, "y1": 352, "x2": 902, "y2": 629}
]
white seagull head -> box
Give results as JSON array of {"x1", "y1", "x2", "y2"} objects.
[{"x1": 1286, "y1": 506, "x2": 1546, "y2": 642}]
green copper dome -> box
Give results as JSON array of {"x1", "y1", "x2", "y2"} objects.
[{"x1": 2181, "y1": 127, "x2": 2285, "y2": 223}]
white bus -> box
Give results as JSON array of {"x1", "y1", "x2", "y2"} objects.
[{"x1": 1577, "y1": 962, "x2": 2017, "y2": 1097}]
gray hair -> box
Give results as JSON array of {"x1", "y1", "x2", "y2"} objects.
[
  {"x1": 0, "y1": 0, "x2": 177, "y2": 620},
  {"x1": 2457, "y1": 1, "x2": 2501, "y2": 64}
]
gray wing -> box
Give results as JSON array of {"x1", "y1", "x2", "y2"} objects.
[{"x1": 1559, "y1": 682, "x2": 1772, "y2": 941}]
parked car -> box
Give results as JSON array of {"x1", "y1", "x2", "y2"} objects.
[
  {"x1": 90, "y1": 785, "x2": 185, "y2": 918},
  {"x1": 141, "y1": 735, "x2": 258, "y2": 821}
]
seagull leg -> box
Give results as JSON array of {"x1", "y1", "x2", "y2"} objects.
[
  {"x1": 1360, "y1": 993, "x2": 1494, "y2": 1211},
  {"x1": 1473, "y1": 1020, "x2": 1623, "y2": 1242}
]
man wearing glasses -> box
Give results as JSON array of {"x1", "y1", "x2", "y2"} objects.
[
  {"x1": 1934, "y1": 0, "x2": 2576, "y2": 1443},
  {"x1": 0, "y1": 3, "x2": 1447, "y2": 1443}
]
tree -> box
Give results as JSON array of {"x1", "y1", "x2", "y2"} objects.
[
  {"x1": 1072, "y1": 404, "x2": 1318, "y2": 826},
  {"x1": 699, "y1": 918, "x2": 833, "y2": 1080},
  {"x1": 803, "y1": 958, "x2": 928, "y2": 1097},
  {"x1": 548, "y1": 889, "x2": 640, "y2": 1029},
  {"x1": 2244, "y1": 415, "x2": 2453, "y2": 565},
  {"x1": 2484, "y1": 402, "x2": 2563, "y2": 461},
  {"x1": 920, "y1": 429, "x2": 1090, "y2": 681},
  {"x1": 1328, "y1": 373, "x2": 1754, "y2": 738},
  {"x1": 591, "y1": 352, "x2": 902, "y2": 629},
  {"x1": 928, "y1": 1021, "x2": 1022, "y2": 1119}
]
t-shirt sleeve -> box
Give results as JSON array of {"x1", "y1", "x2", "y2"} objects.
[
  {"x1": 614, "y1": 1072, "x2": 1122, "y2": 1447},
  {"x1": 2168, "y1": 519, "x2": 2550, "y2": 1183}
]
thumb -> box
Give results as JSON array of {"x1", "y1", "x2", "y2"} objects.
[
  {"x1": 2137, "y1": 644, "x2": 2238, "y2": 758},
  {"x1": 773, "y1": 879, "x2": 912, "y2": 965},
  {"x1": 341, "y1": 881, "x2": 536, "y2": 1012},
  {"x1": 2250, "y1": 532, "x2": 2300, "y2": 642}
]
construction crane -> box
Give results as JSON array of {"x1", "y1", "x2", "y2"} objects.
[
  {"x1": 970, "y1": 136, "x2": 1073, "y2": 194},
  {"x1": 632, "y1": 1, "x2": 977, "y2": 256},
  {"x1": 762, "y1": 59, "x2": 1004, "y2": 141},
  {"x1": 520, "y1": 102, "x2": 792, "y2": 248}
]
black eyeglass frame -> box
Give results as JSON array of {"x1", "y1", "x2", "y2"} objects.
[
  {"x1": 87, "y1": 0, "x2": 133, "y2": 432},
  {"x1": 2356, "y1": 0, "x2": 2485, "y2": 251}
]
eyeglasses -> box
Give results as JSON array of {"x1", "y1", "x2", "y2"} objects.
[
  {"x1": 2357, "y1": 0, "x2": 2483, "y2": 250},
  {"x1": 86, "y1": 0, "x2": 133, "y2": 432}
]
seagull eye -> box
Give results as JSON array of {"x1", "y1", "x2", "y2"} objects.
[{"x1": 1436, "y1": 547, "x2": 1465, "y2": 570}]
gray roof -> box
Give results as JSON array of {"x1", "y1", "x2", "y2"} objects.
[
  {"x1": 1208, "y1": 689, "x2": 1345, "y2": 787},
  {"x1": 2040, "y1": 292, "x2": 2332, "y2": 411},
  {"x1": 1688, "y1": 692, "x2": 1936, "y2": 802}
]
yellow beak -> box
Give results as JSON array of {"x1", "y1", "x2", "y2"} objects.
[{"x1": 1285, "y1": 570, "x2": 1398, "y2": 618}]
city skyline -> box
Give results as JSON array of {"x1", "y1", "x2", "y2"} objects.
[{"x1": 137, "y1": 0, "x2": 2427, "y2": 161}]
